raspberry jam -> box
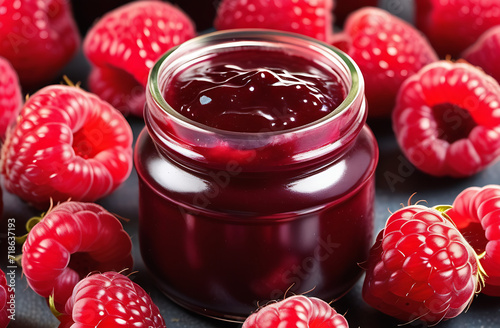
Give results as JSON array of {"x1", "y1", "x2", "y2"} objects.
[
  {"x1": 135, "y1": 30, "x2": 378, "y2": 321},
  {"x1": 164, "y1": 49, "x2": 345, "y2": 132}
]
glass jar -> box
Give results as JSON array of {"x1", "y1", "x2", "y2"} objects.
[{"x1": 135, "y1": 30, "x2": 378, "y2": 321}]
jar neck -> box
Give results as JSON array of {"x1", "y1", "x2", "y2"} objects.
[{"x1": 145, "y1": 30, "x2": 366, "y2": 172}]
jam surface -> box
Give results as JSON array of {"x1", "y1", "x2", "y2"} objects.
[{"x1": 164, "y1": 48, "x2": 346, "y2": 132}]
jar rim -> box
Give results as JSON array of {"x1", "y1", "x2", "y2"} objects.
[{"x1": 147, "y1": 29, "x2": 364, "y2": 137}]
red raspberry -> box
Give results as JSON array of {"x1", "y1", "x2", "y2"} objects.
[
  {"x1": 0, "y1": 0, "x2": 80, "y2": 89},
  {"x1": 462, "y1": 25, "x2": 500, "y2": 85},
  {"x1": 58, "y1": 272, "x2": 166, "y2": 328},
  {"x1": 0, "y1": 56, "x2": 22, "y2": 139},
  {"x1": 87, "y1": 66, "x2": 146, "y2": 117},
  {"x1": 335, "y1": 7, "x2": 438, "y2": 117},
  {"x1": 214, "y1": 0, "x2": 334, "y2": 43},
  {"x1": 242, "y1": 295, "x2": 348, "y2": 328},
  {"x1": 392, "y1": 61, "x2": 500, "y2": 177},
  {"x1": 21, "y1": 201, "x2": 133, "y2": 311},
  {"x1": 0, "y1": 84, "x2": 133, "y2": 209},
  {"x1": 0, "y1": 268, "x2": 13, "y2": 327},
  {"x1": 362, "y1": 205, "x2": 480, "y2": 324},
  {"x1": 415, "y1": 0, "x2": 500, "y2": 58},
  {"x1": 83, "y1": 0, "x2": 196, "y2": 117},
  {"x1": 447, "y1": 185, "x2": 500, "y2": 296}
]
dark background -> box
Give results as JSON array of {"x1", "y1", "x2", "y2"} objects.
[{"x1": 3, "y1": 0, "x2": 500, "y2": 327}]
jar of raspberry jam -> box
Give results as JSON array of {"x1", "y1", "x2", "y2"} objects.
[{"x1": 135, "y1": 30, "x2": 378, "y2": 321}]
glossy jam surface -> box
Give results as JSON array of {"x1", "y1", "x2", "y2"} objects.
[{"x1": 164, "y1": 49, "x2": 346, "y2": 132}]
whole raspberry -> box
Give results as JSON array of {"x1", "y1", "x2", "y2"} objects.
[
  {"x1": 21, "y1": 201, "x2": 133, "y2": 311},
  {"x1": 83, "y1": 0, "x2": 196, "y2": 117},
  {"x1": 447, "y1": 185, "x2": 500, "y2": 296},
  {"x1": 0, "y1": 0, "x2": 80, "y2": 89},
  {"x1": 362, "y1": 205, "x2": 480, "y2": 324},
  {"x1": 334, "y1": 7, "x2": 438, "y2": 117},
  {"x1": 462, "y1": 25, "x2": 500, "y2": 85},
  {"x1": 415, "y1": 0, "x2": 500, "y2": 58},
  {"x1": 242, "y1": 295, "x2": 349, "y2": 328},
  {"x1": 0, "y1": 268, "x2": 13, "y2": 327},
  {"x1": 392, "y1": 61, "x2": 500, "y2": 177},
  {"x1": 58, "y1": 272, "x2": 166, "y2": 328},
  {"x1": 214, "y1": 0, "x2": 334, "y2": 43},
  {"x1": 0, "y1": 84, "x2": 133, "y2": 209},
  {"x1": 0, "y1": 56, "x2": 22, "y2": 139}
]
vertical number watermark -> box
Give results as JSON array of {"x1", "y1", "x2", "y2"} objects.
[{"x1": 6, "y1": 218, "x2": 16, "y2": 321}]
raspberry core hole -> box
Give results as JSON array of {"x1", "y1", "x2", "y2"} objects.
[
  {"x1": 72, "y1": 119, "x2": 116, "y2": 159},
  {"x1": 431, "y1": 103, "x2": 477, "y2": 143},
  {"x1": 459, "y1": 222, "x2": 488, "y2": 255},
  {"x1": 68, "y1": 252, "x2": 101, "y2": 277}
]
